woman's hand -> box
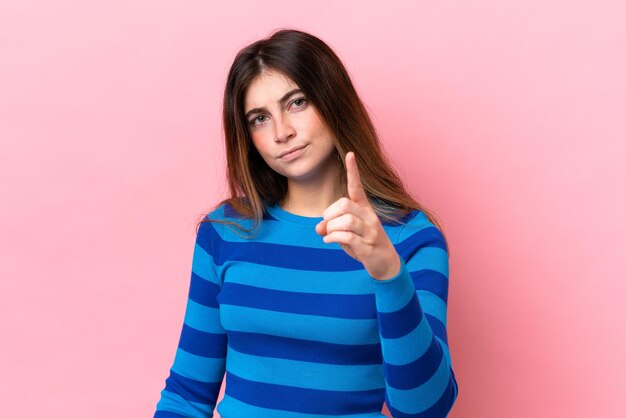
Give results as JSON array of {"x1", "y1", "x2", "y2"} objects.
[{"x1": 315, "y1": 151, "x2": 401, "y2": 281}]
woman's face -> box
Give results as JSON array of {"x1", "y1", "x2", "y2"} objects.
[{"x1": 244, "y1": 69, "x2": 339, "y2": 184}]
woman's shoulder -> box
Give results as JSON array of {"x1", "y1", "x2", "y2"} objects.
[
  {"x1": 197, "y1": 197, "x2": 259, "y2": 241},
  {"x1": 394, "y1": 209, "x2": 448, "y2": 252},
  {"x1": 380, "y1": 207, "x2": 428, "y2": 228},
  {"x1": 202, "y1": 197, "x2": 249, "y2": 222}
]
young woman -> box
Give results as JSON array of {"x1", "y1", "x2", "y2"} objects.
[{"x1": 154, "y1": 29, "x2": 459, "y2": 418}]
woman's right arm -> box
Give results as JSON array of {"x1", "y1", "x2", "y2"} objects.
[{"x1": 154, "y1": 219, "x2": 227, "y2": 418}]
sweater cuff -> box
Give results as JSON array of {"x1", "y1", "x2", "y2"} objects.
[{"x1": 371, "y1": 256, "x2": 417, "y2": 313}]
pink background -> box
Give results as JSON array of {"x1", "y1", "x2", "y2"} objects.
[{"x1": 1, "y1": 1, "x2": 625, "y2": 417}]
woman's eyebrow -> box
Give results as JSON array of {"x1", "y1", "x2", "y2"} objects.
[{"x1": 245, "y1": 88, "x2": 303, "y2": 118}]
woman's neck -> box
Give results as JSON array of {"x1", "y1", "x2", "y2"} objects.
[{"x1": 280, "y1": 161, "x2": 346, "y2": 217}]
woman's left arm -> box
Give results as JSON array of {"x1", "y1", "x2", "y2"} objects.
[
  {"x1": 371, "y1": 222, "x2": 459, "y2": 418},
  {"x1": 317, "y1": 152, "x2": 459, "y2": 417}
]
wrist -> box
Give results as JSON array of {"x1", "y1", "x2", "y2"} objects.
[{"x1": 375, "y1": 252, "x2": 402, "y2": 281}]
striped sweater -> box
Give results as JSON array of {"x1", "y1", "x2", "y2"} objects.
[{"x1": 154, "y1": 201, "x2": 459, "y2": 417}]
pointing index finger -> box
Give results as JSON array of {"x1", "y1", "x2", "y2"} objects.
[{"x1": 346, "y1": 151, "x2": 368, "y2": 206}]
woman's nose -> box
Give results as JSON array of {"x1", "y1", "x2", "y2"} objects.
[{"x1": 274, "y1": 115, "x2": 296, "y2": 142}]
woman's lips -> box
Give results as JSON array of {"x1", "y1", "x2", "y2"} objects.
[{"x1": 279, "y1": 145, "x2": 307, "y2": 161}]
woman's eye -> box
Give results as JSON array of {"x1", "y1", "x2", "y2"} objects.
[
  {"x1": 292, "y1": 97, "x2": 307, "y2": 108},
  {"x1": 248, "y1": 98, "x2": 307, "y2": 126},
  {"x1": 249, "y1": 115, "x2": 267, "y2": 125}
]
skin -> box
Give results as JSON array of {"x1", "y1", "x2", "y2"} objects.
[
  {"x1": 244, "y1": 69, "x2": 401, "y2": 281},
  {"x1": 315, "y1": 152, "x2": 402, "y2": 281}
]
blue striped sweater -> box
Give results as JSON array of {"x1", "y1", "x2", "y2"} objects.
[{"x1": 154, "y1": 201, "x2": 458, "y2": 417}]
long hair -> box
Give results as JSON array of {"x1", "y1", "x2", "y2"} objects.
[{"x1": 198, "y1": 28, "x2": 448, "y2": 250}]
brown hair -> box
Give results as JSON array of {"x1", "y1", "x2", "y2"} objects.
[{"x1": 198, "y1": 28, "x2": 448, "y2": 250}]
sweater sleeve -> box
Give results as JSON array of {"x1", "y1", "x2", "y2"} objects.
[
  {"x1": 154, "y1": 219, "x2": 227, "y2": 418},
  {"x1": 371, "y1": 219, "x2": 459, "y2": 418}
]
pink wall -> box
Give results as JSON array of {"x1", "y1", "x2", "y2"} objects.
[{"x1": 1, "y1": 1, "x2": 624, "y2": 417}]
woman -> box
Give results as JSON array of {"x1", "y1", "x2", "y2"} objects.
[{"x1": 154, "y1": 28, "x2": 459, "y2": 417}]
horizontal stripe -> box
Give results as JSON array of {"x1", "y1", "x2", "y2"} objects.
[
  {"x1": 385, "y1": 381, "x2": 456, "y2": 418},
  {"x1": 183, "y1": 299, "x2": 224, "y2": 334},
  {"x1": 171, "y1": 348, "x2": 225, "y2": 382},
  {"x1": 224, "y1": 261, "x2": 376, "y2": 295},
  {"x1": 217, "y1": 393, "x2": 387, "y2": 417},
  {"x1": 223, "y1": 213, "x2": 335, "y2": 247},
  {"x1": 405, "y1": 247, "x2": 449, "y2": 279},
  {"x1": 384, "y1": 334, "x2": 443, "y2": 389},
  {"x1": 226, "y1": 346, "x2": 385, "y2": 391},
  {"x1": 378, "y1": 292, "x2": 424, "y2": 339},
  {"x1": 155, "y1": 389, "x2": 214, "y2": 417},
  {"x1": 425, "y1": 313, "x2": 448, "y2": 346},
  {"x1": 416, "y1": 290, "x2": 448, "y2": 326},
  {"x1": 161, "y1": 370, "x2": 221, "y2": 405},
  {"x1": 219, "y1": 304, "x2": 380, "y2": 344},
  {"x1": 386, "y1": 376, "x2": 456, "y2": 418},
  {"x1": 227, "y1": 329, "x2": 382, "y2": 365},
  {"x1": 215, "y1": 239, "x2": 361, "y2": 271},
  {"x1": 188, "y1": 272, "x2": 220, "y2": 307},
  {"x1": 379, "y1": 315, "x2": 434, "y2": 366},
  {"x1": 411, "y1": 269, "x2": 449, "y2": 303},
  {"x1": 210, "y1": 229, "x2": 447, "y2": 276},
  {"x1": 225, "y1": 371, "x2": 385, "y2": 415},
  {"x1": 154, "y1": 411, "x2": 186, "y2": 418},
  {"x1": 396, "y1": 225, "x2": 448, "y2": 253},
  {"x1": 386, "y1": 354, "x2": 452, "y2": 414},
  {"x1": 178, "y1": 324, "x2": 227, "y2": 358},
  {"x1": 217, "y1": 282, "x2": 376, "y2": 319},
  {"x1": 191, "y1": 229, "x2": 220, "y2": 284}
]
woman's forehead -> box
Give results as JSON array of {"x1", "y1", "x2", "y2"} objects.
[{"x1": 244, "y1": 70, "x2": 300, "y2": 109}]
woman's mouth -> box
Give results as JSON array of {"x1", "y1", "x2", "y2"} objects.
[{"x1": 279, "y1": 145, "x2": 307, "y2": 161}]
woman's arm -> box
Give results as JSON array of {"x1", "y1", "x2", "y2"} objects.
[
  {"x1": 154, "y1": 219, "x2": 227, "y2": 418},
  {"x1": 372, "y1": 219, "x2": 459, "y2": 418},
  {"x1": 316, "y1": 151, "x2": 458, "y2": 416}
]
